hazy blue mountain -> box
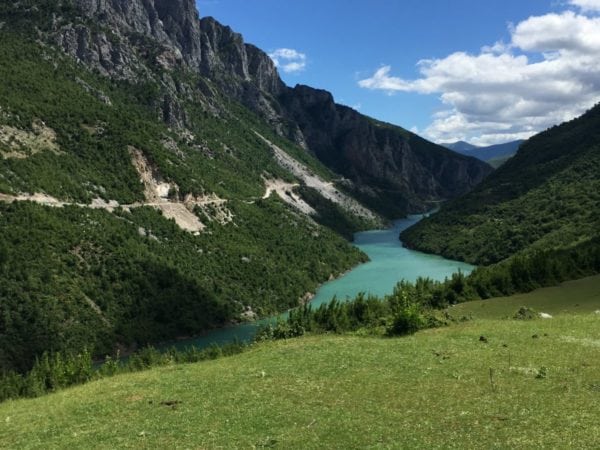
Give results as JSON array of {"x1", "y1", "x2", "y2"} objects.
[
  {"x1": 442, "y1": 141, "x2": 479, "y2": 153},
  {"x1": 442, "y1": 140, "x2": 524, "y2": 165}
]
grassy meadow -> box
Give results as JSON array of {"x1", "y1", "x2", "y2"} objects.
[
  {"x1": 0, "y1": 276, "x2": 598, "y2": 449},
  {"x1": 449, "y1": 274, "x2": 600, "y2": 320}
]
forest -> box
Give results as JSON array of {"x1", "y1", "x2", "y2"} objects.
[{"x1": 0, "y1": 30, "x2": 369, "y2": 373}]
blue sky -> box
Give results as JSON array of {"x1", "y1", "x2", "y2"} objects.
[{"x1": 197, "y1": 0, "x2": 600, "y2": 145}]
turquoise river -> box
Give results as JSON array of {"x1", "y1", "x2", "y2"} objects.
[{"x1": 169, "y1": 214, "x2": 474, "y2": 349}]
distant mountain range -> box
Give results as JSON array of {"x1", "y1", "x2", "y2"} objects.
[{"x1": 442, "y1": 140, "x2": 524, "y2": 167}]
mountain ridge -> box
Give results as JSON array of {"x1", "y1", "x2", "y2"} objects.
[
  {"x1": 18, "y1": 0, "x2": 492, "y2": 217},
  {"x1": 442, "y1": 140, "x2": 524, "y2": 167}
]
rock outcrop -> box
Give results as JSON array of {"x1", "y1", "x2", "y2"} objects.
[{"x1": 56, "y1": 0, "x2": 201, "y2": 75}]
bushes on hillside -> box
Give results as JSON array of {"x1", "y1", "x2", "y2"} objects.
[
  {"x1": 260, "y1": 235, "x2": 600, "y2": 343},
  {"x1": 0, "y1": 341, "x2": 247, "y2": 403}
]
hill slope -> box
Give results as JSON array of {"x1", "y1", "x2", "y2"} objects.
[
  {"x1": 1, "y1": 301, "x2": 598, "y2": 448},
  {"x1": 0, "y1": 0, "x2": 491, "y2": 372},
  {"x1": 402, "y1": 105, "x2": 600, "y2": 265}
]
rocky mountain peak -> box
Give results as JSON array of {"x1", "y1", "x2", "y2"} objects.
[
  {"x1": 70, "y1": 0, "x2": 200, "y2": 68},
  {"x1": 198, "y1": 17, "x2": 284, "y2": 95},
  {"x1": 51, "y1": 0, "x2": 285, "y2": 98},
  {"x1": 19, "y1": 0, "x2": 492, "y2": 216}
]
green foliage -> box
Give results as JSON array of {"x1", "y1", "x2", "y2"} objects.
[
  {"x1": 255, "y1": 321, "x2": 306, "y2": 342},
  {"x1": 401, "y1": 104, "x2": 600, "y2": 265},
  {"x1": 0, "y1": 30, "x2": 369, "y2": 373},
  {"x1": 0, "y1": 198, "x2": 365, "y2": 373},
  {"x1": 0, "y1": 349, "x2": 93, "y2": 401},
  {"x1": 513, "y1": 306, "x2": 538, "y2": 320},
  {"x1": 0, "y1": 340, "x2": 248, "y2": 403},
  {"x1": 387, "y1": 287, "x2": 426, "y2": 336},
  {"x1": 264, "y1": 287, "x2": 436, "y2": 341}
]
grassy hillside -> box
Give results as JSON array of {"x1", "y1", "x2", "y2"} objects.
[
  {"x1": 449, "y1": 275, "x2": 600, "y2": 320},
  {"x1": 1, "y1": 283, "x2": 598, "y2": 448},
  {"x1": 401, "y1": 105, "x2": 600, "y2": 265}
]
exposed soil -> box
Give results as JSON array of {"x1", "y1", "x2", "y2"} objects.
[{"x1": 255, "y1": 132, "x2": 378, "y2": 221}]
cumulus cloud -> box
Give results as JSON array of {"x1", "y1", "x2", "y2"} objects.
[
  {"x1": 358, "y1": 10, "x2": 600, "y2": 145},
  {"x1": 268, "y1": 48, "x2": 307, "y2": 74},
  {"x1": 570, "y1": 0, "x2": 600, "y2": 12}
]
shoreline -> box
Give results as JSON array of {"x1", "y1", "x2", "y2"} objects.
[{"x1": 111, "y1": 217, "x2": 428, "y2": 359}]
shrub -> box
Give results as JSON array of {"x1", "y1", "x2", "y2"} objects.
[{"x1": 513, "y1": 306, "x2": 538, "y2": 320}]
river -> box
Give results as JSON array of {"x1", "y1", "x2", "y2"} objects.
[{"x1": 166, "y1": 214, "x2": 474, "y2": 350}]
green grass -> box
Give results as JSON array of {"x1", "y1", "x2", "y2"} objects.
[
  {"x1": 449, "y1": 274, "x2": 600, "y2": 320},
  {"x1": 1, "y1": 304, "x2": 599, "y2": 448}
]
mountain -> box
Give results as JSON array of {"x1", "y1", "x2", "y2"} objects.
[
  {"x1": 442, "y1": 141, "x2": 479, "y2": 153},
  {"x1": 473, "y1": 140, "x2": 523, "y2": 161},
  {"x1": 0, "y1": 0, "x2": 489, "y2": 372},
  {"x1": 442, "y1": 140, "x2": 524, "y2": 167},
  {"x1": 278, "y1": 90, "x2": 492, "y2": 215},
  {"x1": 402, "y1": 105, "x2": 600, "y2": 265},
  {"x1": 43, "y1": 0, "x2": 491, "y2": 217}
]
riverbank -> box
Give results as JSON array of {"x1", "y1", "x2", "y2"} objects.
[{"x1": 164, "y1": 215, "x2": 473, "y2": 350}]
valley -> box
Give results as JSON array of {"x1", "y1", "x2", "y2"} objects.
[
  {"x1": 0, "y1": 0, "x2": 598, "y2": 448},
  {"x1": 162, "y1": 214, "x2": 475, "y2": 349}
]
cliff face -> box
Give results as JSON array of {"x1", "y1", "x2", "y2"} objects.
[
  {"x1": 278, "y1": 85, "x2": 491, "y2": 213},
  {"x1": 43, "y1": 0, "x2": 491, "y2": 215},
  {"x1": 52, "y1": 0, "x2": 201, "y2": 79}
]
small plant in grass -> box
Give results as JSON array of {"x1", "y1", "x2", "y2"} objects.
[
  {"x1": 99, "y1": 352, "x2": 121, "y2": 377},
  {"x1": 255, "y1": 320, "x2": 305, "y2": 342},
  {"x1": 513, "y1": 306, "x2": 538, "y2": 320},
  {"x1": 536, "y1": 366, "x2": 548, "y2": 379}
]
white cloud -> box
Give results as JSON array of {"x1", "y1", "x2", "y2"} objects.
[
  {"x1": 268, "y1": 48, "x2": 306, "y2": 74},
  {"x1": 569, "y1": 0, "x2": 600, "y2": 12},
  {"x1": 358, "y1": 10, "x2": 600, "y2": 145}
]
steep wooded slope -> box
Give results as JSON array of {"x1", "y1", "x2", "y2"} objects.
[
  {"x1": 402, "y1": 105, "x2": 600, "y2": 265},
  {"x1": 0, "y1": 0, "x2": 490, "y2": 372}
]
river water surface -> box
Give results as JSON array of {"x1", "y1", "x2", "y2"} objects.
[{"x1": 169, "y1": 214, "x2": 474, "y2": 349}]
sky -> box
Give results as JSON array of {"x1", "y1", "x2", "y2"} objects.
[{"x1": 197, "y1": 0, "x2": 600, "y2": 146}]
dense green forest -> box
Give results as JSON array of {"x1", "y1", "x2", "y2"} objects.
[
  {"x1": 0, "y1": 29, "x2": 371, "y2": 373},
  {"x1": 0, "y1": 196, "x2": 366, "y2": 373},
  {"x1": 401, "y1": 104, "x2": 600, "y2": 265}
]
